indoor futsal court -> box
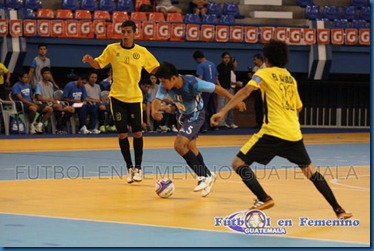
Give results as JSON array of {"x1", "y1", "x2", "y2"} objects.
[{"x1": 0, "y1": 131, "x2": 370, "y2": 247}]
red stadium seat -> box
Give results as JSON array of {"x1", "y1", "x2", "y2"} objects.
[
  {"x1": 130, "y1": 11, "x2": 147, "y2": 21},
  {"x1": 74, "y1": 10, "x2": 92, "y2": 19},
  {"x1": 166, "y1": 12, "x2": 183, "y2": 22},
  {"x1": 36, "y1": 8, "x2": 55, "y2": 19},
  {"x1": 55, "y1": 9, "x2": 73, "y2": 19}
]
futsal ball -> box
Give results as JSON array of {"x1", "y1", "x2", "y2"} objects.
[{"x1": 155, "y1": 178, "x2": 175, "y2": 198}]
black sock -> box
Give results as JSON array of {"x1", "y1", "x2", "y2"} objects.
[
  {"x1": 119, "y1": 138, "x2": 133, "y2": 169},
  {"x1": 196, "y1": 152, "x2": 211, "y2": 176},
  {"x1": 310, "y1": 172, "x2": 340, "y2": 210},
  {"x1": 236, "y1": 165, "x2": 269, "y2": 201},
  {"x1": 133, "y1": 137, "x2": 143, "y2": 169},
  {"x1": 55, "y1": 111, "x2": 63, "y2": 131},
  {"x1": 182, "y1": 150, "x2": 206, "y2": 177}
]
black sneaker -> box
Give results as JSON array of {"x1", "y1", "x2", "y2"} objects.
[{"x1": 335, "y1": 207, "x2": 353, "y2": 219}]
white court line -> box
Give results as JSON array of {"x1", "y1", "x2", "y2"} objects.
[{"x1": 330, "y1": 175, "x2": 370, "y2": 192}]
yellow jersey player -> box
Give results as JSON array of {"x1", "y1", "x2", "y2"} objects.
[
  {"x1": 82, "y1": 20, "x2": 160, "y2": 183},
  {"x1": 210, "y1": 39, "x2": 352, "y2": 219}
]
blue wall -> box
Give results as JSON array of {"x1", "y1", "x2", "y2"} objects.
[{"x1": 13, "y1": 37, "x2": 371, "y2": 74}]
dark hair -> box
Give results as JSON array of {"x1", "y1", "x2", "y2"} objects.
[
  {"x1": 40, "y1": 66, "x2": 50, "y2": 75},
  {"x1": 38, "y1": 43, "x2": 47, "y2": 49},
  {"x1": 121, "y1": 20, "x2": 137, "y2": 32},
  {"x1": 221, "y1": 52, "x2": 231, "y2": 58},
  {"x1": 253, "y1": 53, "x2": 263, "y2": 61},
  {"x1": 140, "y1": 78, "x2": 152, "y2": 86},
  {"x1": 263, "y1": 39, "x2": 288, "y2": 68},
  {"x1": 155, "y1": 62, "x2": 179, "y2": 80},
  {"x1": 193, "y1": 50, "x2": 204, "y2": 60},
  {"x1": 18, "y1": 69, "x2": 29, "y2": 78}
]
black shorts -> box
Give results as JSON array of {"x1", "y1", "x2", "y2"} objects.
[
  {"x1": 16, "y1": 102, "x2": 47, "y2": 114},
  {"x1": 109, "y1": 97, "x2": 143, "y2": 133},
  {"x1": 237, "y1": 134, "x2": 312, "y2": 168}
]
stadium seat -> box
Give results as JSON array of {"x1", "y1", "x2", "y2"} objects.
[
  {"x1": 305, "y1": 5, "x2": 322, "y2": 20},
  {"x1": 296, "y1": 0, "x2": 314, "y2": 7},
  {"x1": 351, "y1": 0, "x2": 367, "y2": 8},
  {"x1": 117, "y1": 0, "x2": 134, "y2": 12},
  {"x1": 99, "y1": 0, "x2": 116, "y2": 12},
  {"x1": 93, "y1": 10, "x2": 111, "y2": 20},
  {"x1": 62, "y1": 0, "x2": 79, "y2": 11},
  {"x1": 24, "y1": 0, "x2": 42, "y2": 10},
  {"x1": 148, "y1": 12, "x2": 165, "y2": 22},
  {"x1": 36, "y1": 8, "x2": 54, "y2": 18},
  {"x1": 207, "y1": 2, "x2": 222, "y2": 17},
  {"x1": 333, "y1": 18, "x2": 348, "y2": 28},
  {"x1": 5, "y1": 0, "x2": 23, "y2": 10},
  {"x1": 0, "y1": 0, "x2": 4, "y2": 8},
  {"x1": 341, "y1": 6, "x2": 359, "y2": 20},
  {"x1": 74, "y1": 9, "x2": 92, "y2": 19},
  {"x1": 135, "y1": 0, "x2": 152, "y2": 12},
  {"x1": 55, "y1": 9, "x2": 73, "y2": 19},
  {"x1": 184, "y1": 13, "x2": 201, "y2": 23},
  {"x1": 351, "y1": 19, "x2": 368, "y2": 28},
  {"x1": 112, "y1": 11, "x2": 129, "y2": 22},
  {"x1": 360, "y1": 6, "x2": 370, "y2": 21},
  {"x1": 166, "y1": 12, "x2": 183, "y2": 22},
  {"x1": 202, "y1": 14, "x2": 218, "y2": 24},
  {"x1": 220, "y1": 14, "x2": 235, "y2": 24},
  {"x1": 130, "y1": 11, "x2": 147, "y2": 21},
  {"x1": 323, "y1": 5, "x2": 340, "y2": 20},
  {"x1": 21, "y1": 8, "x2": 36, "y2": 18},
  {"x1": 81, "y1": 0, "x2": 98, "y2": 12},
  {"x1": 223, "y1": 2, "x2": 244, "y2": 18}
]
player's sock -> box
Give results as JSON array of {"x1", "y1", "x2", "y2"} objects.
[
  {"x1": 309, "y1": 171, "x2": 340, "y2": 209},
  {"x1": 196, "y1": 152, "x2": 211, "y2": 177},
  {"x1": 133, "y1": 137, "x2": 143, "y2": 169},
  {"x1": 119, "y1": 137, "x2": 133, "y2": 169},
  {"x1": 236, "y1": 165, "x2": 269, "y2": 201},
  {"x1": 182, "y1": 150, "x2": 206, "y2": 176}
]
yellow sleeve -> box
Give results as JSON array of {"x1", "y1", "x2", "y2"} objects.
[{"x1": 95, "y1": 46, "x2": 111, "y2": 69}]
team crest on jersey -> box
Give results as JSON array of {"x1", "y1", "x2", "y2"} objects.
[
  {"x1": 133, "y1": 52, "x2": 140, "y2": 59},
  {"x1": 115, "y1": 112, "x2": 121, "y2": 121},
  {"x1": 116, "y1": 52, "x2": 120, "y2": 57}
]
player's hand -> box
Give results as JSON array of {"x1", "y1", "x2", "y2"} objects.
[
  {"x1": 210, "y1": 112, "x2": 223, "y2": 127},
  {"x1": 235, "y1": 101, "x2": 246, "y2": 112},
  {"x1": 82, "y1": 54, "x2": 93, "y2": 63},
  {"x1": 152, "y1": 111, "x2": 163, "y2": 121}
]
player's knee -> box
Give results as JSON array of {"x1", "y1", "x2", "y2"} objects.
[{"x1": 118, "y1": 133, "x2": 128, "y2": 139}]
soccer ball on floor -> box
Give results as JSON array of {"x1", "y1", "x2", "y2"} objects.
[{"x1": 155, "y1": 178, "x2": 175, "y2": 198}]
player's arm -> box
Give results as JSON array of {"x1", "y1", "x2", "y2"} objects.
[
  {"x1": 5, "y1": 71, "x2": 10, "y2": 86},
  {"x1": 82, "y1": 54, "x2": 101, "y2": 69}
]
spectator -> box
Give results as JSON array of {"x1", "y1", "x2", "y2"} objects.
[
  {"x1": 156, "y1": 0, "x2": 182, "y2": 18},
  {"x1": 252, "y1": 53, "x2": 266, "y2": 128},
  {"x1": 191, "y1": 0, "x2": 208, "y2": 17},
  {"x1": 99, "y1": 67, "x2": 112, "y2": 91},
  {"x1": 0, "y1": 62, "x2": 10, "y2": 100},
  {"x1": 146, "y1": 74, "x2": 159, "y2": 132}
]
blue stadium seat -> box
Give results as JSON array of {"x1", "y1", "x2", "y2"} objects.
[
  {"x1": 296, "y1": 0, "x2": 314, "y2": 7},
  {"x1": 351, "y1": 0, "x2": 367, "y2": 8},
  {"x1": 351, "y1": 19, "x2": 368, "y2": 28},
  {"x1": 202, "y1": 14, "x2": 218, "y2": 24},
  {"x1": 360, "y1": 6, "x2": 370, "y2": 21},
  {"x1": 62, "y1": 0, "x2": 79, "y2": 11},
  {"x1": 220, "y1": 14, "x2": 235, "y2": 24},
  {"x1": 323, "y1": 5, "x2": 340, "y2": 20},
  {"x1": 333, "y1": 18, "x2": 348, "y2": 28},
  {"x1": 223, "y1": 2, "x2": 244, "y2": 18},
  {"x1": 117, "y1": 0, "x2": 134, "y2": 12},
  {"x1": 0, "y1": 0, "x2": 4, "y2": 8},
  {"x1": 81, "y1": 0, "x2": 98, "y2": 12},
  {"x1": 207, "y1": 2, "x2": 222, "y2": 17},
  {"x1": 305, "y1": 5, "x2": 322, "y2": 20},
  {"x1": 99, "y1": 0, "x2": 116, "y2": 12},
  {"x1": 5, "y1": 0, "x2": 23, "y2": 10},
  {"x1": 24, "y1": 0, "x2": 42, "y2": 10},
  {"x1": 184, "y1": 13, "x2": 201, "y2": 23},
  {"x1": 341, "y1": 6, "x2": 359, "y2": 20},
  {"x1": 20, "y1": 7, "x2": 36, "y2": 18}
]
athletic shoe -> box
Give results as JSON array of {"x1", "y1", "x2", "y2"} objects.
[
  {"x1": 108, "y1": 125, "x2": 117, "y2": 132},
  {"x1": 171, "y1": 125, "x2": 178, "y2": 132},
  {"x1": 90, "y1": 128, "x2": 101, "y2": 134},
  {"x1": 30, "y1": 123, "x2": 37, "y2": 135},
  {"x1": 79, "y1": 125, "x2": 91, "y2": 134},
  {"x1": 133, "y1": 168, "x2": 143, "y2": 182},
  {"x1": 194, "y1": 176, "x2": 209, "y2": 192},
  {"x1": 99, "y1": 125, "x2": 106, "y2": 133},
  {"x1": 126, "y1": 168, "x2": 134, "y2": 183},
  {"x1": 56, "y1": 130, "x2": 68, "y2": 135},
  {"x1": 250, "y1": 196, "x2": 275, "y2": 210},
  {"x1": 335, "y1": 207, "x2": 353, "y2": 219},
  {"x1": 35, "y1": 122, "x2": 43, "y2": 133},
  {"x1": 201, "y1": 172, "x2": 217, "y2": 197},
  {"x1": 230, "y1": 124, "x2": 239, "y2": 129}
]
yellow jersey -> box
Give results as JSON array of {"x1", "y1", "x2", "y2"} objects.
[
  {"x1": 95, "y1": 43, "x2": 159, "y2": 103},
  {"x1": 247, "y1": 67, "x2": 303, "y2": 141},
  {"x1": 0, "y1": 63, "x2": 9, "y2": 85}
]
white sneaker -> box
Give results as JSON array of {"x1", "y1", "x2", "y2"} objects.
[
  {"x1": 133, "y1": 168, "x2": 143, "y2": 182},
  {"x1": 90, "y1": 128, "x2": 101, "y2": 134},
  {"x1": 126, "y1": 168, "x2": 134, "y2": 183},
  {"x1": 201, "y1": 172, "x2": 216, "y2": 197},
  {"x1": 79, "y1": 125, "x2": 91, "y2": 134},
  {"x1": 171, "y1": 125, "x2": 178, "y2": 132},
  {"x1": 30, "y1": 123, "x2": 36, "y2": 135},
  {"x1": 35, "y1": 122, "x2": 43, "y2": 133},
  {"x1": 230, "y1": 124, "x2": 239, "y2": 129},
  {"x1": 194, "y1": 176, "x2": 209, "y2": 192}
]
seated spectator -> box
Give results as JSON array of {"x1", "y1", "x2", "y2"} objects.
[
  {"x1": 99, "y1": 67, "x2": 112, "y2": 91},
  {"x1": 191, "y1": 0, "x2": 208, "y2": 17},
  {"x1": 62, "y1": 73, "x2": 99, "y2": 134},
  {"x1": 156, "y1": 0, "x2": 182, "y2": 18},
  {"x1": 140, "y1": 78, "x2": 152, "y2": 131},
  {"x1": 12, "y1": 70, "x2": 53, "y2": 134},
  {"x1": 35, "y1": 67, "x2": 75, "y2": 134},
  {"x1": 145, "y1": 74, "x2": 159, "y2": 131}
]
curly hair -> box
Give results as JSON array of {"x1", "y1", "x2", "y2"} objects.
[{"x1": 263, "y1": 39, "x2": 289, "y2": 68}]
